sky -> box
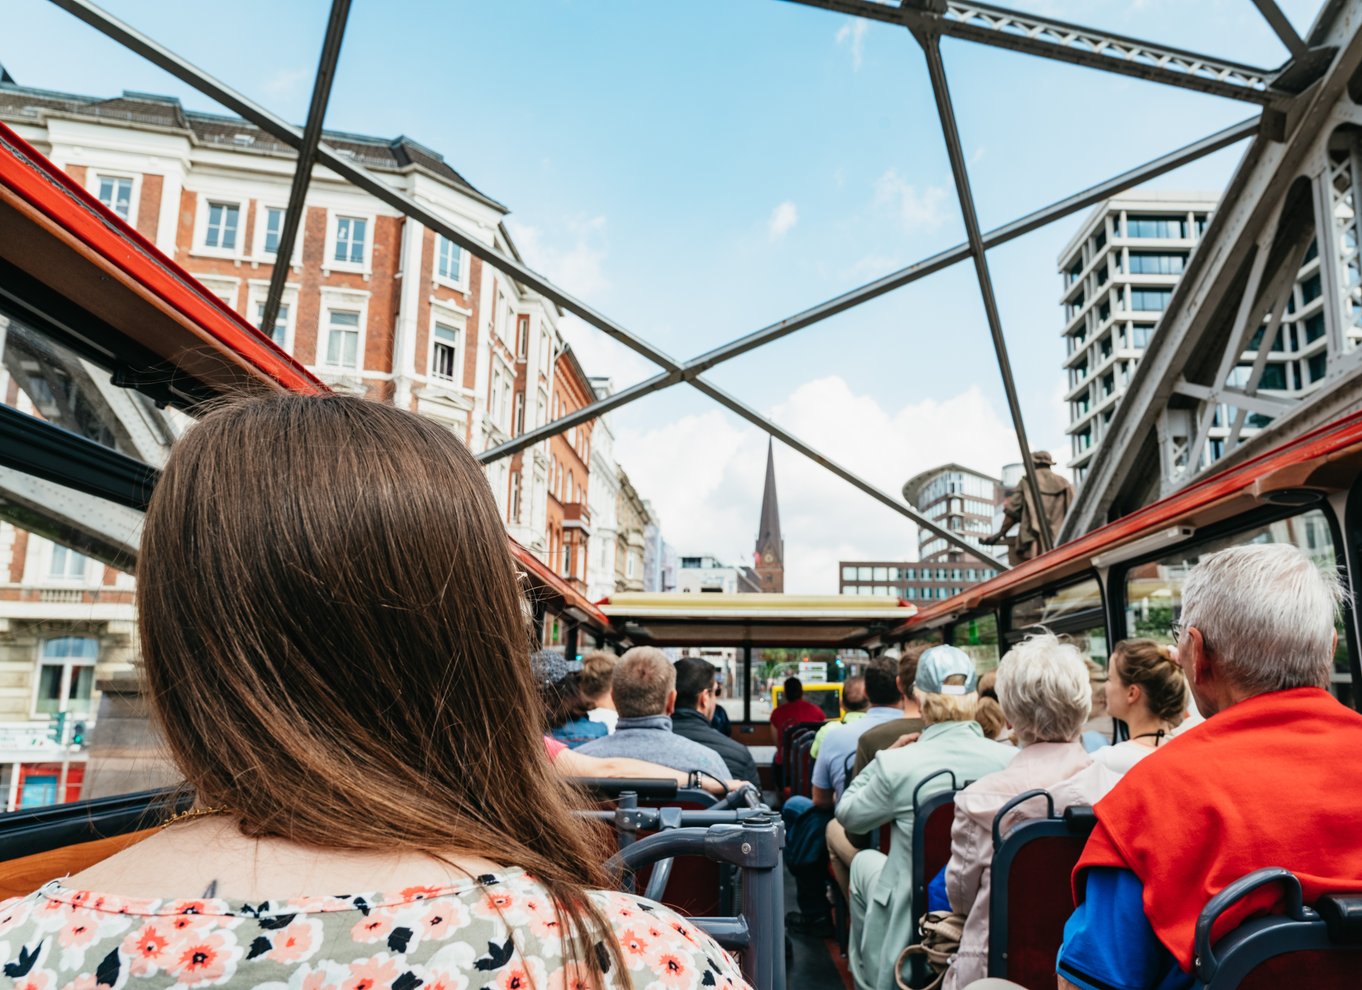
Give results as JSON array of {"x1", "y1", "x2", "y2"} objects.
[{"x1": 2, "y1": 0, "x2": 1326, "y2": 592}]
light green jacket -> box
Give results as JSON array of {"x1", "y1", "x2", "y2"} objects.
[
  {"x1": 810, "y1": 709, "x2": 867, "y2": 758},
  {"x1": 837, "y1": 720, "x2": 1016, "y2": 990}
]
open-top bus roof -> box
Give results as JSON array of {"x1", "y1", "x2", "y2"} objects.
[{"x1": 600, "y1": 593, "x2": 914, "y2": 649}]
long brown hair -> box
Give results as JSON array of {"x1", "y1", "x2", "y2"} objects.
[{"x1": 139, "y1": 393, "x2": 624, "y2": 984}]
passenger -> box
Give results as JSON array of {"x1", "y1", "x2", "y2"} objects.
[
  {"x1": 1049, "y1": 639, "x2": 1186, "y2": 808},
  {"x1": 671, "y1": 657, "x2": 761, "y2": 787},
  {"x1": 939, "y1": 632, "x2": 1093, "y2": 990},
  {"x1": 0, "y1": 395, "x2": 744, "y2": 990},
  {"x1": 770, "y1": 675, "x2": 827, "y2": 736},
  {"x1": 810, "y1": 674, "x2": 868, "y2": 759},
  {"x1": 972, "y1": 670, "x2": 1009, "y2": 741},
  {"x1": 851, "y1": 644, "x2": 929, "y2": 776},
  {"x1": 577, "y1": 646, "x2": 733, "y2": 784},
  {"x1": 535, "y1": 649, "x2": 608, "y2": 748},
  {"x1": 837, "y1": 645, "x2": 1015, "y2": 990},
  {"x1": 1079, "y1": 656, "x2": 1113, "y2": 751},
  {"x1": 1056, "y1": 543, "x2": 1362, "y2": 990},
  {"x1": 581, "y1": 648, "x2": 620, "y2": 733}
]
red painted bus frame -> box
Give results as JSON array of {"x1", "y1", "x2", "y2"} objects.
[{"x1": 898, "y1": 405, "x2": 1362, "y2": 633}]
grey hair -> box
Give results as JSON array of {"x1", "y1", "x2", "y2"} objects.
[
  {"x1": 1180, "y1": 543, "x2": 1346, "y2": 694},
  {"x1": 995, "y1": 630, "x2": 1092, "y2": 745},
  {"x1": 611, "y1": 646, "x2": 677, "y2": 718}
]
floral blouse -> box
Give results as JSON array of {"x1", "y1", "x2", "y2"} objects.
[{"x1": 0, "y1": 868, "x2": 749, "y2": 990}]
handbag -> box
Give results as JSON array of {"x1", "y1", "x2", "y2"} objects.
[{"x1": 894, "y1": 910, "x2": 967, "y2": 990}]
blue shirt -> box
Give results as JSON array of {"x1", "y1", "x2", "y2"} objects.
[
  {"x1": 812, "y1": 706, "x2": 903, "y2": 798},
  {"x1": 551, "y1": 716, "x2": 608, "y2": 748},
  {"x1": 1057, "y1": 868, "x2": 1193, "y2": 990}
]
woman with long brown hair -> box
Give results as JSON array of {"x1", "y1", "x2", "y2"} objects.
[{"x1": 0, "y1": 394, "x2": 746, "y2": 990}]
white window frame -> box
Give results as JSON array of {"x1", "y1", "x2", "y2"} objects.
[
  {"x1": 252, "y1": 203, "x2": 305, "y2": 266},
  {"x1": 192, "y1": 194, "x2": 248, "y2": 259},
  {"x1": 193, "y1": 275, "x2": 243, "y2": 312},
  {"x1": 246, "y1": 280, "x2": 299, "y2": 352},
  {"x1": 433, "y1": 234, "x2": 469, "y2": 291},
  {"x1": 325, "y1": 211, "x2": 375, "y2": 274},
  {"x1": 316, "y1": 289, "x2": 370, "y2": 371},
  {"x1": 427, "y1": 309, "x2": 467, "y2": 384},
  {"x1": 88, "y1": 170, "x2": 140, "y2": 224},
  {"x1": 32, "y1": 636, "x2": 99, "y2": 718},
  {"x1": 46, "y1": 542, "x2": 90, "y2": 582}
]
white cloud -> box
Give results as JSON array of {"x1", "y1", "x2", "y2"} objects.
[
  {"x1": 615, "y1": 376, "x2": 1027, "y2": 594},
  {"x1": 768, "y1": 200, "x2": 798, "y2": 241},
  {"x1": 874, "y1": 169, "x2": 950, "y2": 231},
  {"x1": 835, "y1": 18, "x2": 869, "y2": 71},
  {"x1": 505, "y1": 215, "x2": 610, "y2": 300}
]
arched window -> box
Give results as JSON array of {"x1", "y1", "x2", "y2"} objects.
[{"x1": 566, "y1": 471, "x2": 575, "y2": 502}]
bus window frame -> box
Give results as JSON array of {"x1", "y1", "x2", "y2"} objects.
[
  {"x1": 1104, "y1": 499, "x2": 1360, "y2": 708},
  {"x1": 1001, "y1": 572, "x2": 1108, "y2": 647}
]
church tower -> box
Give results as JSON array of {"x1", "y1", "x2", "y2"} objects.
[{"x1": 754, "y1": 438, "x2": 784, "y2": 593}]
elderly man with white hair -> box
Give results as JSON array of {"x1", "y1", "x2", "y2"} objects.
[
  {"x1": 1039, "y1": 543, "x2": 1362, "y2": 990},
  {"x1": 939, "y1": 632, "x2": 1093, "y2": 990},
  {"x1": 837, "y1": 645, "x2": 1016, "y2": 990}
]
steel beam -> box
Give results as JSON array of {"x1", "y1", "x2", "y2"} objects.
[
  {"x1": 259, "y1": 0, "x2": 351, "y2": 342},
  {"x1": 49, "y1": 0, "x2": 1007, "y2": 569},
  {"x1": 479, "y1": 117, "x2": 1256, "y2": 465},
  {"x1": 777, "y1": 0, "x2": 1275, "y2": 104},
  {"x1": 914, "y1": 29, "x2": 1053, "y2": 552},
  {"x1": 1251, "y1": 0, "x2": 1309, "y2": 58}
]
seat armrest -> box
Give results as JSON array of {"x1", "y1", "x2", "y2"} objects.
[{"x1": 1316, "y1": 893, "x2": 1362, "y2": 945}]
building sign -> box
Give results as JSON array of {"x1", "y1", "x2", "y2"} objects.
[{"x1": 798, "y1": 661, "x2": 828, "y2": 682}]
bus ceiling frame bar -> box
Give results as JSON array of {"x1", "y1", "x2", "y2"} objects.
[
  {"x1": 0, "y1": 404, "x2": 158, "y2": 511},
  {"x1": 478, "y1": 115, "x2": 1258, "y2": 465},
  {"x1": 775, "y1": 0, "x2": 1275, "y2": 104},
  {"x1": 48, "y1": 0, "x2": 682, "y2": 378},
  {"x1": 259, "y1": 0, "x2": 352, "y2": 341},
  {"x1": 51, "y1": 0, "x2": 1008, "y2": 569},
  {"x1": 914, "y1": 29, "x2": 1053, "y2": 553},
  {"x1": 1250, "y1": 0, "x2": 1308, "y2": 58}
]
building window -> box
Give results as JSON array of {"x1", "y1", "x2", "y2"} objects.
[
  {"x1": 518, "y1": 316, "x2": 530, "y2": 360},
  {"x1": 1130, "y1": 288, "x2": 1172, "y2": 312},
  {"x1": 431, "y1": 321, "x2": 461, "y2": 381},
  {"x1": 96, "y1": 175, "x2": 133, "y2": 221},
  {"x1": 334, "y1": 216, "x2": 367, "y2": 264},
  {"x1": 49, "y1": 544, "x2": 88, "y2": 580},
  {"x1": 254, "y1": 301, "x2": 289, "y2": 348},
  {"x1": 1127, "y1": 215, "x2": 1187, "y2": 239},
  {"x1": 324, "y1": 309, "x2": 361, "y2": 368},
  {"x1": 1127, "y1": 251, "x2": 1186, "y2": 275},
  {"x1": 263, "y1": 207, "x2": 285, "y2": 255},
  {"x1": 34, "y1": 637, "x2": 98, "y2": 716},
  {"x1": 436, "y1": 236, "x2": 463, "y2": 282},
  {"x1": 514, "y1": 394, "x2": 525, "y2": 436},
  {"x1": 205, "y1": 202, "x2": 240, "y2": 250}
]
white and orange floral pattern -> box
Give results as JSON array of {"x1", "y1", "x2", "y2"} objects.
[{"x1": 0, "y1": 869, "x2": 748, "y2": 990}]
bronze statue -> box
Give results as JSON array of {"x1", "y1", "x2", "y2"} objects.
[{"x1": 983, "y1": 451, "x2": 1073, "y2": 564}]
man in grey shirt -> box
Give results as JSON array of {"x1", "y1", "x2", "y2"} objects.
[{"x1": 578, "y1": 646, "x2": 732, "y2": 785}]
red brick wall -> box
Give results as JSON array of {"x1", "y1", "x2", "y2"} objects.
[{"x1": 136, "y1": 174, "x2": 162, "y2": 239}]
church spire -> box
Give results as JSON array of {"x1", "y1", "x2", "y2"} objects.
[{"x1": 755, "y1": 438, "x2": 784, "y2": 592}]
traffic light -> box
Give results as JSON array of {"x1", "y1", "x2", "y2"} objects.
[
  {"x1": 47, "y1": 712, "x2": 67, "y2": 745},
  {"x1": 71, "y1": 721, "x2": 87, "y2": 747}
]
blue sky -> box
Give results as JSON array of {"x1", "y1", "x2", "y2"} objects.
[{"x1": 3, "y1": 0, "x2": 1325, "y2": 591}]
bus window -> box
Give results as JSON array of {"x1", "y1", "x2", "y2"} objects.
[
  {"x1": 949, "y1": 612, "x2": 1001, "y2": 672},
  {"x1": 1124, "y1": 508, "x2": 1352, "y2": 705},
  {"x1": 1008, "y1": 577, "x2": 1108, "y2": 669}
]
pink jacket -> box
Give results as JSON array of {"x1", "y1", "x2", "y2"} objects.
[{"x1": 941, "y1": 741, "x2": 1091, "y2": 990}]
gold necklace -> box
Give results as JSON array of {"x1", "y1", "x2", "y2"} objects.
[{"x1": 160, "y1": 806, "x2": 229, "y2": 830}]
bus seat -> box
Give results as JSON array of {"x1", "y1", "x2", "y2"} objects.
[
  {"x1": 0, "y1": 828, "x2": 155, "y2": 900},
  {"x1": 1195, "y1": 869, "x2": 1362, "y2": 989},
  {"x1": 905, "y1": 769, "x2": 959, "y2": 986},
  {"x1": 987, "y1": 801, "x2": 1096, "y2": 987}
]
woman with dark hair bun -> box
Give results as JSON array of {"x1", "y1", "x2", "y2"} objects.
[
  {"x1": 0, "y1": 394, "x2": 746, "y2": 990},
  {"x1": 1052, "y1": 638, "x2": 1188, "y2": 807}
]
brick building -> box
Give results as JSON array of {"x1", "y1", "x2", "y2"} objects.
[{"x1": 0, "y1": 79, "x2": 662, "y2": 802}]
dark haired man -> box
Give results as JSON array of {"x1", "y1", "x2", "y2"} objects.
[
  {"x1": 770, "y1": 676, "x2": 826, "y2": 737},
  {"x1": 671, "y1": 658, "x2": 760, "y2": 787}
]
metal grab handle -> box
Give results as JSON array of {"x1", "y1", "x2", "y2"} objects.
[
  {"x1": 567, "y1": 777, "x2": 679, "y2": 799},
  {"x1": 1194, "y1": 868, "x2": 1308, "y2": 982},
  {"x1": 913, "y1": 767, "x2": 961, "y2": 813},
  {"x1": 712, "y1": 783, "x2": 762, "y2": 811},
  {"x1": 991, "y1": 788, "x2": 1054, "y2": 849}
]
